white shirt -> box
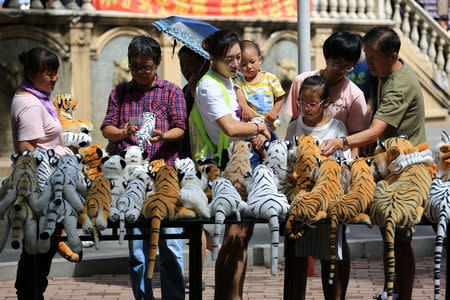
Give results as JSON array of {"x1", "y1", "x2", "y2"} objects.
[
  {"x1": 195, "y1": 70, "x2": 241, "y2": 146},
  {"x1": 285, "y1": 118, "x2": 351, "y2": 161}
]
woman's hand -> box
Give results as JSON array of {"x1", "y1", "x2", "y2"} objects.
[
  {"x1": 122, "y1": 122, "x2": 137, "y2": 139},
  {"x1": 321, "y1": 138, "x2": 343, "y2": 157},
  {"x1": 149, "y1": 129, "x2": 164, "y2": 143},
  {"x1": 249, "y1": 134, "x2": 267, "y2": 152}
]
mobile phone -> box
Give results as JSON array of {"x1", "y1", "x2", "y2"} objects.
[{"x1": 129, "y1": 116, "x2": 141, "y2": 126}]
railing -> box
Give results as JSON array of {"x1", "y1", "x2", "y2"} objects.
[{"x1": 4, "y1": 0, "x2": 94, "y2": 10}]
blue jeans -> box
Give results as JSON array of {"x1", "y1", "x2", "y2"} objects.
[{"x1": 128, "y1": 227, "x2": 185, "y2": 300}]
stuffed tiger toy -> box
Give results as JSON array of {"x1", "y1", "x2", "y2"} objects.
[
  {"x1": 336, "y1": 158, "x2": 375, "y2": 226},
  {"x1": 81, "y1": 144, "x2": 105, "y2": 179},
  {"x1": 52, "y1": 94, "x2": 93, "y2": 133},
  {"x1": 38, "y1": 154, "x2": 89, "y2": 253},
  {"x1": 288, "y1": 135, "x2": 324, "y2": 201},
  {"x1": 425, "y1": 179, "x2": 450, "y2": 299},
  {"x1": 141, "y1": 165, "x2": 196, "y2": 278},
  {"x1": 198, "y1": 162, "x2": 221, "y2": 202},
  {"x1": 8, "y1": 195, "x2": 38, "y2": 254},
  {"x1": 31, "y1": 149, "x2": 55, "y2": 195},
  {"x1": 286, "y1": 157, "x2": 343, "y2": 239},
  {"x1": 433, "y1": 131, "x2": 450, "y2": 182},
  {"x1": 222, "y1": 141, "x2": 252, "y2": 201},
  {"x1": 370, "y1": 136, "x2": 433, "y2": 300},
  {"x1": 262, "y1": 139, "x2": 295, "y2": 196},
  {"x1": 179, "y1": 170, "x2": 210, "y2": 218},
  {"x1": 62, "y1": 132, "x2": 92, "y2": 150},
  {"x1": 120, "y1": 145, "x2": 149, "y2": 178},
  {"x1": 208, "y1": 177, "x2": 248, "y2": 259},
  {"x1": 175, "y1": 157, "x2": 197, "y2": 174},
  {"x1": 101, "y1": 155, "x2": 126, "y2": 206},
  {"x1": 0, "y1": 151, "x2": 41, "y2": 217},
  {"x1": 243, "y1": 164, "x2": 289, "y2": 275},
  {"x1": 110, "y1": 169, "x2": 152, "y2": 244},
  {"x1": 135, "y1": 112, "x2": 156, "y2": 148},
  {"x1": 78, "y1": 176, "x2": 113, "y2": 250}
]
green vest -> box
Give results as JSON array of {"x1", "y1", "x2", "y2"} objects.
[{"x1": 189, "y1": 72, "x2": 230, "y2": 166}]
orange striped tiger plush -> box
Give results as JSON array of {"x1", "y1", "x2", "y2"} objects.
[
  {"x1": 222, "y1": 141, "x2": 252, "y2": 201},
  {"x1": 198, "y1": 163, "x2": 221, "y2": 202},
  {"x1": 81, "y1": 144, "x2": 105, "y2": 179},
  {"x1": 141, "y1": 165, "x2": 196, "y2": 278},
  {"x1": 370, "y1": 136, "x2": 433, "y2": 300},
  {"x1": 78, "y1": 176, "x2": 113, "y2": 250},
  {"x1": 288, "y1": 135, "x2": 324, "y2": 201},
  {"x1": 52, "y1": 94, "x2": 93, "y2": 133}
]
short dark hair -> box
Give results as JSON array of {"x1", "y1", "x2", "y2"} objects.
[
  {"x1": 299, "y1": 75, "x2": 329, "y2": 101},
  {"x1": 178, "y1": 45, "x2": 207, "y2": 63},
  {"x1": 363, "y1": 26, "x2": 401, "y2": 55},
  {"x1": 128, "y1": 35, "x2": 161, "y2": 64},
  {"x1": 202, "y1": 29, "x2": 240, "y2": 60},
  {"x1": 18, "y1": 47, "x2": 59, "y2": 78},
  {"x1": 323, "y1": 31, "x2": 361, "y2": 64},
  {"x1": 240, "y1": 40, "x2": 261, "y2": 56}
]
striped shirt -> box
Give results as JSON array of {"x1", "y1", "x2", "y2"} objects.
[
  {"x1": 101, "y1": 77, "x2": 186, "y2": 166},
  {"x1": 234, "y1": 72, "x2": 285, "y2": 123}
]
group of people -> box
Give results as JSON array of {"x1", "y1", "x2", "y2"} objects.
[{"x1": 10, "y1": 24, "x2": 426, "y2": 300}]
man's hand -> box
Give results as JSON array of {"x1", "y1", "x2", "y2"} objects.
[
  {"x1": 149, "y1": 129, "x2": 164, "y2": 143},
  {"x1": 257, "y1": 123, "x2": 271, "y2": 140},
  {"x1": 249, "y1": 134, "x2": 267, "y2": 152},
  {"x1": 122, "y1": 122, "x2": 137, "y2": 138},
  {"x1": 321, "y1": 138, "x2": 343, "y2": 157}
]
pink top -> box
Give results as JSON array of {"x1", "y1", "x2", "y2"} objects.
[
  {"x1": 284, "y1": 70, "x2": 368, "y2": 135},
  {"x1": 11, "y1": 92, "x2": 65, "y2": 156}
]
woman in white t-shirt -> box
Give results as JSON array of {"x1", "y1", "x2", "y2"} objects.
[
  {"x1": 193, "y1": 29, "x2": 270, "y2": 300},
  {"x1": 10, "y1": 47, "x2": 64, "y2": 300}
]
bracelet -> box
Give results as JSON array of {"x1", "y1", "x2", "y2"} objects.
[
  {"x1": 341, "y1": 136, "x2": 349, "y2": 151},
  {"x1": 254, "y1": 122, "x2": 260, "y2": 134}
]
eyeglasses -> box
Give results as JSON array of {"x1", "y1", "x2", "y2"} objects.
[
  {"x1": 297, "y1": 98, "x2": 326, "y2": 109},
  {"x1": 330, "y1": 62, "x2": 355, "y2": 71},
  {"x1": 128, "y1": 63, "x2": 155, "y2": 72}
]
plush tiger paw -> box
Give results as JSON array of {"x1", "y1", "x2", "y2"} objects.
[{"x1": 57, "y1": 241, "x2": 83, "y2": 262}]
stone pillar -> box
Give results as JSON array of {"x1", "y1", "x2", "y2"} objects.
[
  {"x1": 311, "y1": 28, "x2": 332, "y2": 69},
  {"x1": 243, "y1": 26, "x2": 263, "y2": 48},
  {"x1": 160, "y1": 34, "x2": 182, "y2": 86},
  {"x1": 69, "y1": 22, "x2": 93, "y2": 122}
]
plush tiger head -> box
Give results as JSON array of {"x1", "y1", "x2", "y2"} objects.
[
  {"x1": 81, "y1": 144, "x2": 105, "y2": 168},
  {"x1": 262, "y1": 139, "x2": 295, "y2": 174},
  {"x1": 175, "y1": 157, "x2": 196, "y2": 174},
  {"x1": 147, "y1": 159, "x2": 165, "y2": 174},
  {"x1": 149, "y1": 164, "x2": 180, "y2": 193},
  {"x1": 52, "y1": 94, "x2": 77, "y2": 115},
  {"x1": 434, "y1": 131, "x2": 450, "y2": 180},
  {"x1": 227, "y1": 141, "x2": 252, "y2": 161},
  {"x1": 101, "y1": 155, "x2": 126, "y2": 178},
  {"x1": 291, "y1": 135, "x2": 323, "y2": 191},
  {"x1": 372, "y1": 135, "x2": 432, "y2": 180},
  {"x1": 198, "y1": 163, "x2": 221, "y2": 182},
  {"x1": 337, "y1": 158, "x2": 352, "y2": 193},
  {"x1": 120, "y1": 145, "x2": 149, "y2": 165}
]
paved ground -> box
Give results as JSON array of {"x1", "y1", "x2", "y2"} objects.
[{"x1": 0, "y1": 257, "x2": 445, "y2": 299}]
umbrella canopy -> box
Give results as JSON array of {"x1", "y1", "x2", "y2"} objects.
[{"x1": 153, "y1": 16, "x2": 219, "y2": 60}]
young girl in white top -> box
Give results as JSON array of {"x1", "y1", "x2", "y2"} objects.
[{"x1": 285, "y1": 75, "x2": 352, "y2": 160}]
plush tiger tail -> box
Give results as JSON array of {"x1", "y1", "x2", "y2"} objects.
[
  {"x1": 40, "y1": 199, "x2": 62, "y2": 240},
  {"x1": 119, "y1": 210, "x2": 126, "y2": 245},
  {"x1": 268, "y1": 207, "x2": 280, "y2": 276},
  {"x1": 384, "y1": 217, "x2": 396, "y2": 300},
  {"x1": 328, "y1": 206, "x2": 339, "y2": 286},
  {"x1": 0, "y1": 214, "x2": 11, "y2": 252},
  {"x1": 212, "y1": 208, "x2": 226, "y2": 260},
  {"x1": 147, "y1": 211, "x2": 162, "y2": 279},
  {"x1": 10, "y1": 198, "x2": 26, "y2": 249},
  {"x1": 57, "y1": 229, "x2": 82, "y2": 262},
  {"x1": 433, "y1": 210, "x2": 448, "y2": 299},
  {"x1": 286, "y1": 213, "x2": 307, "y2": 240},
  {"x1": 92, "y1": 226, "x2": 100, "y2": 250}
]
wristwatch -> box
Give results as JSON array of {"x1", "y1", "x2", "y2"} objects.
[{"x1": 340, "y1": 136, "x2": 349, "y2": 151}]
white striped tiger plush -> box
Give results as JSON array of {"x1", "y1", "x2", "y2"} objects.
[
  {"x1": 101, "y1": 155, "x2": 126, "y2": 216},
  {"x1": 110, "y1": 169, "x2": 152, "y2": 244},
  {"x1": 262, "y1": 139, "x2": 296, "y2": 196},
  {"x1": 62, "y1": 132, "x2": 92, "y2": 149},
  {"x1": 120, "y1": 145, "x2": 149, "y2": 178},
  {"x1": 38, "y1": 154, "x2": 89, "y2": 253},
  {"x1": 135, "y1": 112, "x2": 156, "y2": 148},
  {"x1": 179, "y1": 170, "x2": 210, "y2": 218},
  {"x1": 175, "y1": 157, "x2": 197, "y2": 174},
  {"x1": 243, "y1": 164, "x2": 289, "y2": 275},
  {"x1": 31, "y1": 149, "x2": 55, "y2": 195},
  {"x1": 208, "y1": 177, "x2": 248, "y2": 259},
  {"x1": 433, "y1": 131, "x2": 450, "y2": 182},
  {"x1": 425, "y1": 179, "x2": 450, "y2": 299},
  {"x1": 370, "y1": 136, "x2": 433, "y2": 300}
]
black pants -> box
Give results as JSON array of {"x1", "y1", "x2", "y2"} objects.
[{"x1": 15, "y1": 227, "x2": 61, "y2": 300}]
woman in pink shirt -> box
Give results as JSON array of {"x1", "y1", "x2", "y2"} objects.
[
  {"x1": 11, "y1": 47, "x2": 63, "y2": 300},
  {"x1": 286, "y1": 32, "x2": 368, "y2": 300}
]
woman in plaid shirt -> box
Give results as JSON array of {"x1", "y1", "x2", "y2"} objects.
[{"x1": 101, "y1": 35, "x2": 186, "y2": 300}]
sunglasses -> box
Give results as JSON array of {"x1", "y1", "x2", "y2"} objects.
[{"x1": 128, "y1": 63, "x2": 155, "y2": 73}]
